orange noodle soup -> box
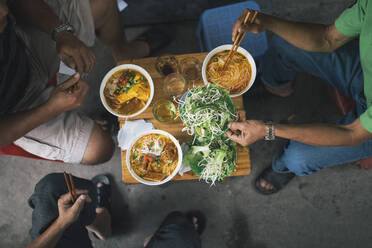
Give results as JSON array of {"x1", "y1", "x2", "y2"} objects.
[
  {"x1": 206, "y1": 50, "x2": 251, "y2": 94},
  {"x1": 104, "y1": 69, "x2": 151, "y2": 115},
  {"x1": 130, "y1": 134, "x2": 179, "y2": 182}
]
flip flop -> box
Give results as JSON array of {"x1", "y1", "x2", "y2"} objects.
[
  {"x1": 255, "y1": 167, "x2": 295, "y2": 195},
  {"x1": 91, "y1": 174, "x2": 112, "y2": 240},
  {"x1": 186, "y1": 210, "x2": 206, "y2": 235},
  {"x1": 92, "y1": 174, "x2": 111, "y2": 211}
]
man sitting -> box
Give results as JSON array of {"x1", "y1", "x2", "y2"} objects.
[
  {"x1": 26, "y1": 173, "x2": 205, "y2": 248},
  {"x1": 0, "y1": 0, "x2": 157, "y2": 164},
  {"x1": 227, "y1": 1, "x2": 372, "y2": 194},
  {"x1": 26, "y1": 173, "x2": 112, "y2": 248}
]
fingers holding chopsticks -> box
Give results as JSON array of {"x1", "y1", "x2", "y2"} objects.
[
  {"x1": 59, "y1": 189, "x2": 92, "y2": 205},
  {"x1": 232, "y1": 9, "x2": 261, "y2": 42},
  {"x1": 232, "y1": 9, "x2": 249, "y2": 41},
  {"x1": 57, "y1": 190, "x2": 92, "y2": 228}
]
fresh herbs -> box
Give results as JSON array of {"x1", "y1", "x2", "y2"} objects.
[
  {"x1": 115, "y1": 71, "x2": 139, "y2": 95},
  {"x1": 179, "y1": 84, "x2": 237, "y2": 185}
]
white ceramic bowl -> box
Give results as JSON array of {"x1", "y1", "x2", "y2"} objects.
[
  {"x1": 201, "y1": 44, "x2": 257, "y2": 98},
  {"x1": 100, "y1": 64, "x2": 154, "y2": 118},
  {"x1": 126, "y1": 130, "x2": 183, "y2": 186}
]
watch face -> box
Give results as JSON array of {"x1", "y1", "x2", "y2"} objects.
[{"x1": 65, "y1": 24, "x2": 75, "y2": 33}]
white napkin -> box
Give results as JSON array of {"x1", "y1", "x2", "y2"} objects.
[
  {"x1": 117, "y1": 119, "x2": 154, "y2": 150},
  {"x1": 117, "y1": 0, "x2": 128, "y2": 12},
  {"x1": 179, "y1": 143, "x2": 191, "y2": 176},
  {"x1": 59, "y1": 61, "x2": 76, "y2": 76}
]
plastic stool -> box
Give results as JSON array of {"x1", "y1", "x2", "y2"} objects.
[{"x1": 197, "y1": 1, "x2": 268, "y2": 58}]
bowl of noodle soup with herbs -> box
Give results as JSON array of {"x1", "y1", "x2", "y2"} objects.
[
  {"x1": 202, "y1": 45, "x2": 256, "y2": 97},
  {"x1": 126, "y1": 130, "x2": 183, "y2": 186}
]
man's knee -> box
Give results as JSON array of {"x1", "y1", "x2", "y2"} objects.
[
  {"x1": 285, "y1": 159, "x2": 316, "y2": 176},
  {"x1": 34, "y1": 173, "x2": 65, "y2": 194},
  {"x1": 278, "y1": 142, "x2": 319, "y2": 176},
  {"x1": 81, "y1": 124, "x2": 115, "y2": 165}
]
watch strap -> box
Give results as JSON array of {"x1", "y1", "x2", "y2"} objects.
[
  {"x1": 264, "y1": 121, "x2": 275, "y2": 141},
  {"x1": 51, "y1": 23, "x2": 75, "y2": 41}
]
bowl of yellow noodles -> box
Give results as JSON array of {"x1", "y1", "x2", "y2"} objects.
[
  {"x1": 202, "y1": 45, "x2": 256, "y2": 97},
  {"x1": 126, "y1": 129, "x2": 183, "y2": 186},
  {"x1": 100, "y1": 64, "x2": 154, "y2": 118}
]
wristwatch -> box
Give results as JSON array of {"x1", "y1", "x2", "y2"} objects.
[
  {"x1": 264, "y1": 121, "x2": 275, "y2": 141},
  {"x1": 51, "y1": 23, "x2": 75, "y2": 41}
]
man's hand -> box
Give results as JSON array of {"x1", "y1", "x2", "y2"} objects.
[
  {"x1": 46, "y1": 73, "x2": 90, "y2": 114},
  {"x1": 56, "y1": 190, "x2": 92, "y2": 230},
  {"x1": 56, "y1": 31, "x2": 95, "y2": 74},
  {"x1": 226, "y1": 120, "x2": 266, "y2": 146},
  {"x1": 232, "y1": 9, "x2": 266, "y2": 42}
]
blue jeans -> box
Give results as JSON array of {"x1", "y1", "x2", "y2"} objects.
[{"x1": 261, "y1": 35, "x2": 372, "y2": 176}]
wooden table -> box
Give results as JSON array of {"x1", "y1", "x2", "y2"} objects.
[{"x1": 118, "y1": 53, "x2": 251, "y2": 184}]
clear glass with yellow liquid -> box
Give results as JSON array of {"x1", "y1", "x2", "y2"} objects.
[{"x1": 152, "y1": 99, "x2": 177, "y2": 122}]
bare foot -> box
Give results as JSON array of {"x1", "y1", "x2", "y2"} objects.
[
  {"x1": 192, "y1": 217, "x2": 199, "y2": 230},
  {"x1": 86, "y1": 183, "x2": 112, "y2": 240},
  {"x1": 112, "y1": 41, "x2": 150, "y2": 62},
  {"x1": 259, "y1": 178, "x2": 274, "y2": 191},
  {"x1": 143, "y1": 234, "x2": 153, "y2": 247},
  {"x1": 264, "y1": 83, "x2": 294, "y2": 97}
]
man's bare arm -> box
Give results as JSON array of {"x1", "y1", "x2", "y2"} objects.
[
  {"x1": 0, "y1": 74, "x2": 89, "y2": 148},
  {"x1": 227, "y1": 118, "x2": 372, "y2": 147},
  {"x1": 10, "y1": 0, "x2": 95, "y2": 74},
  {"x1": 25, "y1": 219, "x2": 67, "y2": 248},
  {"x1": 26, "y1": 191, "x2": 90, "y2": 248},
  {"x1": 0, "y1": 104, "x2": 58, "y2": 147},
  {"x1": 10, "y1": 0, "x2": 61, "y2": 36},
  {"x1": 261, "y1": 15, "x2": 354, "y2": 52},
  {"x1": 275, "y1": 118, "x2": 372, "y2": 146},
  {"x1": 232, "y1": 10, "x2": 355, "y2": 53}
]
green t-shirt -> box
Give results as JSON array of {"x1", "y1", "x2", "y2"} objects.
[{"x1": 335, "y1": 0, "x2": 372, "y2": 133}]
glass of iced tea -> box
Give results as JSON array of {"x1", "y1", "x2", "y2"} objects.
[
  {"x1": 152, "y1": 99, "x2": 177, "y2": 122},
  {"x1": 155, "y1": 55, "x2": 179, "y2": 76},
  {"x1": 179, "y1": 57, "x2": 201, "y2": 83},
  {"x1": 163, "y1": 73, "x2": 187, "y2": 97}
]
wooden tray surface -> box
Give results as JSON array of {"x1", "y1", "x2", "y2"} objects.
[{"x1": 117, "y1": 53, "x2": 251, "y2": 184}]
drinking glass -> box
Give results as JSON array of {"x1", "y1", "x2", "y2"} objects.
[
  {"x1": 163, "y1": 73, "x2": 187, "y2": 98},
  {"x1": 152, "y1": 99, "x2": 177, "y2": 122},
  {"x1": 155, "y1": 55, "x2": 179, "y2": 76},
  {"x1": 179, "y1": 57, "x2": 201, "y2": 83}
]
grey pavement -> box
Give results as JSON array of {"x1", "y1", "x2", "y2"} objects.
[{"x1": 1, "y1": 1, "x2": 372, "y2": 248}]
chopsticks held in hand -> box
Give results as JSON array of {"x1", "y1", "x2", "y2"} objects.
[
  {"x1": 223, "y1": 10, "x2": 258, "y2": 70},
  {"x1": 64, "y1": 172, "x2": 77, "y2": 203}
]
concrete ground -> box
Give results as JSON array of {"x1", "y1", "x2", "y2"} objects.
[{"x1": 1, "y1": 0, "x2": 372, "y2": 247}]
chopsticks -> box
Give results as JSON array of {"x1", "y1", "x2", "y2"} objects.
[
  {"x1": 223, "y1": 10, "x2": 258, "y2": 70},
  {"x1": 64, "y1": 172, "x2": 77, "y2": 203}
]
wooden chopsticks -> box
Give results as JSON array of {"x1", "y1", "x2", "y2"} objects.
[
  {"x1": 64, "y1": 172, "x2": 77, "y2": 202},
  {"x1": 223, "y1": 10, "x2": 258, "y2": 70}
]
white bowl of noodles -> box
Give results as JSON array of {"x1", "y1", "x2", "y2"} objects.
[
  {"x1": 126, "y1": 130, "x2": 183, "y2": 186},
  {"x1": 202, "y1": 45, "x2": 256, "y2": 97},
  {"x1": 100, "y1": 64, "x2": 154, "y2": 118}
]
